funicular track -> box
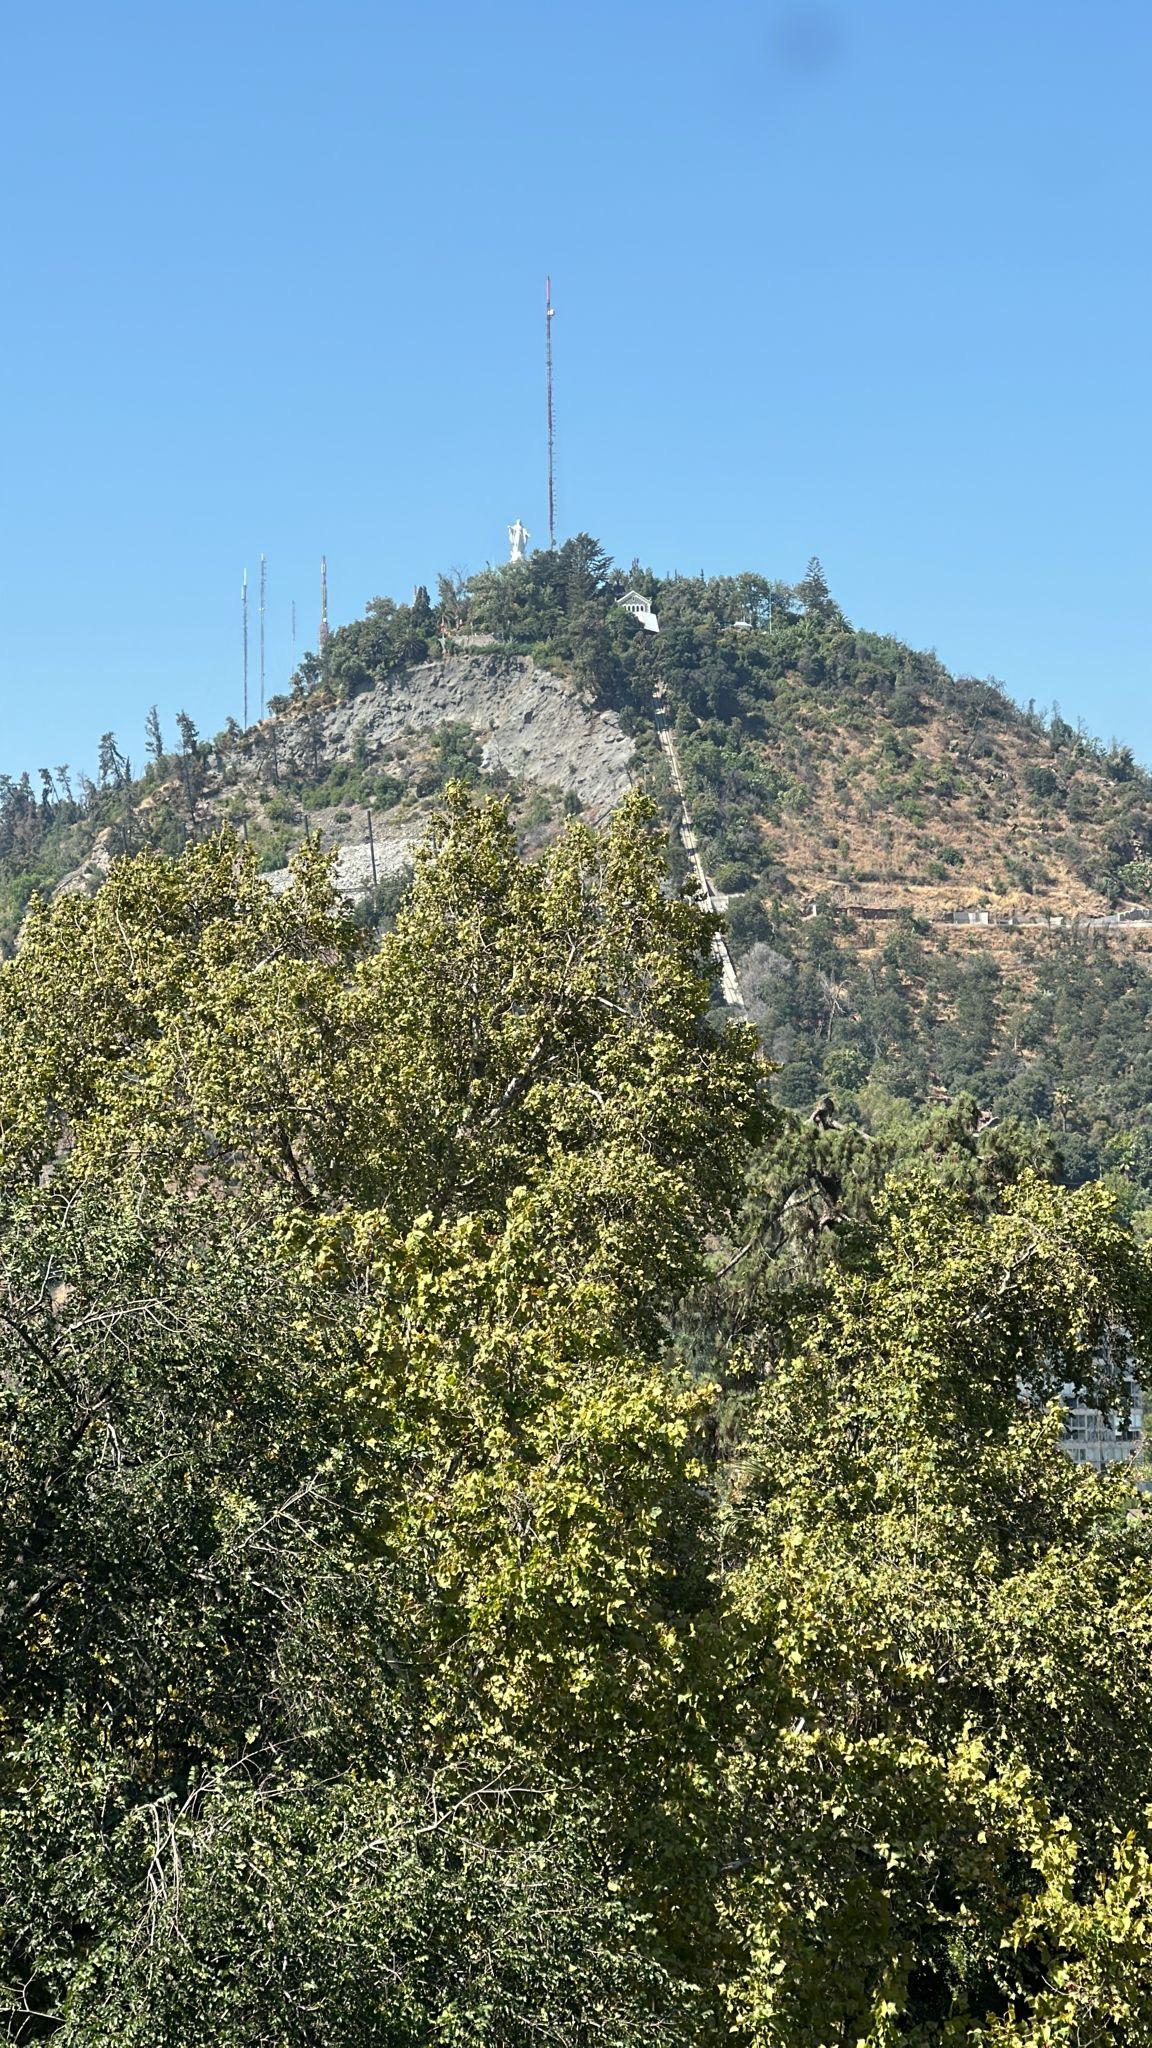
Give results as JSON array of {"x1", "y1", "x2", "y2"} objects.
[{"x1": 652, "y1": 684, "x2": 746, "y2": 1014}]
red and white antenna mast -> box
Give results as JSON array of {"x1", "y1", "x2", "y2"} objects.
[{"x1": 545, "y1": 276, "x2": 556, "y2": 550}]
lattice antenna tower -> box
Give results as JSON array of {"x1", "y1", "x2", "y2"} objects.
[
  {"x1": 319, "y1": 556, "x2": 329, "y2": 653},
  {"x1": 259, "y1": 555, "x2": 267, "y2": 717},
  {"x1": 242, "y1": 568, "x2": 249, "y2": 728},
  {"x1": 545, "y1": 276, "x2": 556, "y2": 550}
]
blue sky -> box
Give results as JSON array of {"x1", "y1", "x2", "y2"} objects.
[{"x1": 2, "y1": 0, "x2": 1149, "y2": 778}]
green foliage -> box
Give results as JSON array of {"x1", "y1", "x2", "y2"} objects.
[
  {"x1": 349, "y1": 861, "x2": 413, "y2": 932},
  {"x1": 2, "y1": 798, "x2": 1152, "y2": 2041},
  {"x1": 419, "y1": 719, "x2": 484, "y2": 790},
  {"x1": 276, "y1": 755, "x2": 404, "y2": 814},
  {"x1": 9, "y1": 549, "x2": 1152, "y2": 2037},
  {"x1": 0, "y1": 796, "x2": 764, "y2": 2041},
  {"x1": 719, "y1": 1173, "x2": 1152, "y2": 2047},
  {"x1": 1119, "y1": 854, "x2": 1152, "y2": 897},
  {"x1": 0, "y1": 1189, "x2": 688, "y2": 2045},
  {"x1": 745, "y1": 918, "x2": 1152, "y2": 1202}
]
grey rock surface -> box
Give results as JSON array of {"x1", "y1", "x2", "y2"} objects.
[
  {"x1": 55, "y1": 840, "x2": 113, "y2": 897},
  {"x1": 239, "y1": 654, "x2": 635, "y2": 823},
  {"x1": 54, "y1": 656, "x2": 636, "y2": 911}
]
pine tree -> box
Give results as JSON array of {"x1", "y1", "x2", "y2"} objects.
[
  {"x1": 145, "y1": 705, "x2": 165, "y2": 765},
  {"x1": 795, "y1": 554, "x2": 836, "y2": 619}
]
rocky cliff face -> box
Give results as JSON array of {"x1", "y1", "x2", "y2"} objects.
[
  {"x1": 254, "y1": 654, "x2": 635, "y2": 897},
  {"x1": 250, "y1": 653, "x2": 634, "y2": 823},
  {"x1": 56, "y1": 654, "x2": 636, "y2": 907}
]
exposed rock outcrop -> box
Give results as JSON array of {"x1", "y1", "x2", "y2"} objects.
[
  {"x1": 237, "y1": 654, "x2": 635, "y2": 824},
  {"x1": 55, "y1": 655, "x2": 635, "y2": 908}
]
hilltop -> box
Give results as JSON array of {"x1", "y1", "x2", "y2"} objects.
[{"x1": 7, "y1": 536, "x2": 1152, "y2": 1205}]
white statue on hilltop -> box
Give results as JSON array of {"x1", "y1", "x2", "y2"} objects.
[{"x1": 508, "y1": 519, "x2": 529, "y2": 564}]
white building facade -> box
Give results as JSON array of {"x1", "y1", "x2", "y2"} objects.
[
  {"x1": 1060, "y1": 1379, "x2": 1144, "y2": 1473},
  {"x1": 616, "y1": 589, "x2": 660, "y2": 633}
]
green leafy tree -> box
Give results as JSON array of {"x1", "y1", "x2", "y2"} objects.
[
  {"x1": 719, "y1": 1173, "x2": 1152, "y2": 2047},
  {"x1": 0, "y1": 794, "x2": 764, "y2": 2041},
  {"x1": 0, "y1": 1185, "x2": 696, "y2": 2045}
]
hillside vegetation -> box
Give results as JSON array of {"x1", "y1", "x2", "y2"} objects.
[{"x1": 7, "y1": 539, "x2": 1152, "y2": 1207}]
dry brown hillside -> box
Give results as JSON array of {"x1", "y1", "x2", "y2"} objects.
[{"x1": 625, "y1": 614, "x2": 1152, "y2": 928}]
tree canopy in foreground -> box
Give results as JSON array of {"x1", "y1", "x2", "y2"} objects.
[{"x1": 1, "y1": 793, "x2": 1152, "y2": 2045}]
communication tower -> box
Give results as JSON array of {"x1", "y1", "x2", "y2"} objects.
[
  {"x1": 242, "y1": 569, "x2": 249, "y2": 728},
  {"x1": 259, "y1": 555, "x2": 267, "y2": 717},
  {"x1": 545, "y1": 277, "x2": 556, "y2": 550}
]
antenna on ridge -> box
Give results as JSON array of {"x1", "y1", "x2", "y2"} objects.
[
  {"x1": 242, "y1": 569, "x2": 249, "y2": 728},
  {"x1": 545, "y1": 277, "x2": 556, "y2": 550},
  {"x1": 259, "y1": 555, "x2": 267, "y2": 717},
  {"x1": 319, "y1": 556, "x2": 329, "y2": 654}
]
